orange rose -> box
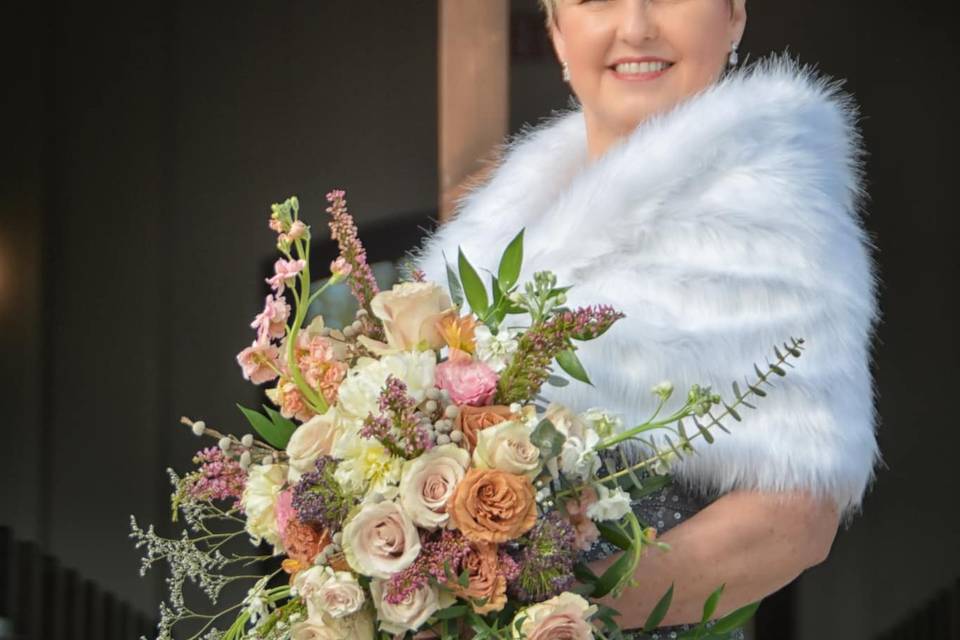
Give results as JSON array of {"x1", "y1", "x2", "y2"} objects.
[
  {"x1": 455, "y1": 404, "x2": 516, "y2": 452},
  {"x1": 447, "y1": 468, "x2": 537, "y2": 543},
  {"x1": 450, "y1": 542, "x2": 508, "y2": 614}
]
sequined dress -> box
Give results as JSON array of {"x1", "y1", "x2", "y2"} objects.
[{"x1": 580, "y1": 454, "x2": 746, "y2": 640}]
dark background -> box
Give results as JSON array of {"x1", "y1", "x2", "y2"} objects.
[{"x1": 1, "y1": 1, "x2": 957, "y2": 638}]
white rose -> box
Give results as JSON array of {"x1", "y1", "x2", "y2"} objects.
[
  {"x1": 585, "y1": 485, "x2": 632, "y2": 522},
  {"x1": 343, "y1": 501, "x2": 421, "y2": 579},
  {"x1": 369, "y1": 579, "x2": 454, "y2": 635},
  {"x1": 472, "y1": 420, "x2": 542, "y2": 479},
  {"x1": 241, "y1": 463, "x2": 287, "y2": 546},
  {"x1": 294, "y1": 566, "x2": 365, "y2": 619},
  {"x1": 286, "y1": 407, "x2": 341, "y2": 483},
  {"x1": 399, "y1": 444, "x2": 470, "y2": 530}
]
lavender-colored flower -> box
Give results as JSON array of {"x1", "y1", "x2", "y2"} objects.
[
  {"x1": 507, "y1": 512, "x2": 577, "y2": 604},
  {"x1": 291, "y1": 456, "x2": 353, "y2": 533}
]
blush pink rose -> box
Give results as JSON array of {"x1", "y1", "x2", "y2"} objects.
[{"x1": 435, "y1": 349, "x2": 498, "y2": 407}]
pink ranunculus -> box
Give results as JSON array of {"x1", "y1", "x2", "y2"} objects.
[
  {"x1": 237, "y1": 340, "x2": 280, "y2": 384},
  {"x1": 435, "y1": 349, "x2": 499, "y2": 406},
  {"x1": 251, "y1": 294, "x2": 291, "y2": 342},
  {"x1": 266, "y1": 258, "x2": 307, "y2": 293}
]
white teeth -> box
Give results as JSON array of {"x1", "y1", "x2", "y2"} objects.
[{"x1": 614, "y1": 61, "x2": 671, "y2": 74}]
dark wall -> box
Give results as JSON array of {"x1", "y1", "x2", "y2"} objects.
[{"x1": 1, "y1": 0, "x2": 437, "y2": 614}]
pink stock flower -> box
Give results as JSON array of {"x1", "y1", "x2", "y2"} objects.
[
  {"x1": 266, "y1": 258, "x2": 307, "y2": 294},
  {"x1": 269, "y1": 218, "x2": 285, "y2": 233},
  {"x1": 295, "y1": 334, "x2": 349, "y2": 406},
  {"x1": 561, "y1": 487, "x2": 601, "y2": 552},
  {"x1": 237, "y1": 340, "x2": 281, "y2": 384},
  {"x1": 277, "y1": 379, "x2": 316, "y2": 422},
  {"x1": 251, "y1": 294, "x2": 291, "y2": 342},
  {"x1": 329, "y1": 256, "x2": 352, "y2": 278},
  {"x1": 435, "y1": 348, "x2": 499, "y2": 406},
  {"x1": 288, "y1": 220, "x2": 308, "y2": 241}
]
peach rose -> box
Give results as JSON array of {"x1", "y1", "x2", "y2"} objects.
[
  {"x1": 512, "y1": 592, "x2": 597, "y2": 640},
  {"x1": 455, "y1": 404, "x2": 516, "y2": 452},
  {"x1": 399, "y1": 444, "x2": 471, "y2": 530},
  {"x1": 447, "y1": 468, "x2": 537, "y2": 543},
  {"x1": 286, "y1": 407, "x2": 341, "y2": 482},
  {"x1": 450, "y1": 542, "x2": 508, "y2": 614},
  {"x1": 368, "y1": 281, "x2": 457, "y2": 352}
]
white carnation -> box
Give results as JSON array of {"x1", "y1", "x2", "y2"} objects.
[
  {"x1": 241, "y1": 463, "x2": 287, "y2": 546},
  {"x1": 473, "y1": 324, "x2": 519, "y2": 373}
]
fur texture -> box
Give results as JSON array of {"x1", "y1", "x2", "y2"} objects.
[{"x1": 402, "y1": 53, "x2": 881, "y2": 519}]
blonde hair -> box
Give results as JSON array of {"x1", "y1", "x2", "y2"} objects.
[{"x1": 537, "y1": 0, "x2": 736, "y2": 28}]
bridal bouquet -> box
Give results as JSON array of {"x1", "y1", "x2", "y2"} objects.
[{"x1": 131, "y1": 190, "x2": 803, "y2": 640}]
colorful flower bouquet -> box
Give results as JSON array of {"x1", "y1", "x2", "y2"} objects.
[{"x1": 131, "y1": 191, "x2": 804, "y2": 640}]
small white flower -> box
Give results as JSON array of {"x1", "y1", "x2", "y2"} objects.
[
  {"x1": 473, "y1": 324, "x2": 519, "y2": 373},
  {"x1": 585, "y1": 485, "x2": 632, "y2": 522}
]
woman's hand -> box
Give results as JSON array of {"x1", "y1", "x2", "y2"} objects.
[{"x1": 588, "y1": 488, "x2": 840, "y2": 630}]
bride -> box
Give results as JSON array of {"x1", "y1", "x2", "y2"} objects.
[{"x1": 405, "y1": 0, "x2": 879, "y2": 637}]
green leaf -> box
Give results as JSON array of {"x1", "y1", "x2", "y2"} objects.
[
  {"x1": 530, "y1": 418, "x2": 566, "y2": 460},
  {"x1": 444, "y1": 253, "x2": 464, "y2": 308},
  {"x1": 593, "y1": 548, "x2": 635, "y2": 598},
  {"x1": 723, "y1": 402, "x2": 742, "y2": 422},
  {"x1": 432, "y1": 604, "x2": 469, "y2": 621},
  {"x1": 458, "y1": 247, "x2": 489, "y2": 315},
  {"x1": 708, "y1": 601, "x2": 760, "y2": 635},
  {"x1": 262, "y1": 405, "x2": 297, "y2": 436},
  {"x1": 627, "y1": 474, "x2": 673, "y2": 500},
  {"x1": 596, "y1": 521, "x2": 632, "y2": 550},
  {"x1": 556, "y1": 348, "x2": 592, "y2": 385},
  {"x1": 573, "y1": 561, "x2": 598, "y2": 584},
  {"x1": 545, "y1": 374, "x2": 570, "y2": 387},
  {"x1": 237, "y1": 404, "x2": 292, "y2": 449},
  {"x1": 701, "y1": 584, "x2": 726, "y2": 625},
  {"x1": 458, "y1": 567, "x2": 471, "y2": 588},
  {"x1": 642, "y1": 584, "x2": 675, "y2": 632},
  {"x1": 497, "y1": 228, "x2": 524, "y2": 291}
]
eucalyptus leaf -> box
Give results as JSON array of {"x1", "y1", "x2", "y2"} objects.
[
  {"x1": 497, "y1": 228, "x2": 524, "y2": 291},
  {"x1": 458, "y1": 247, "x2": 489, "y2": 315},
  {"x1": 530, "y1": 418, "x2": 566, "y2": 460},
  {"x1": 545, "y1": 374, "x2": 570, "y2": 387}
]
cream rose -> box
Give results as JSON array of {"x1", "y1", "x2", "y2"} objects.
[
  {"x1": 399, "y1": 444, "x2": 470, "y2": 530},
  {"x1": 368, "y1": 281, "x2": 457, "y2": 352},
  {"x1": 369, "y1": 578, "x2": 454, "y2": 635},
  {"x1": 291, "y1": 607, "x2": 375, "y2": 640},
  {"x1": 512, "y1": 592, "x2": 598, "y2": 640},
  {"x1": 343, "y1": 501, "x2": 421, "y2": 578},
  {"x1": 241, "y1": 463, "x2": 287, "y2": 546},
  {"x1": 472, "y1": 420, "x2": 542, "y2": 479},
  {"x1": 294, "y1": 566, "x2": 365, "y2": 619},
  {"x1": 286, "y1": 407, "x2": 341, "y2": 483}
]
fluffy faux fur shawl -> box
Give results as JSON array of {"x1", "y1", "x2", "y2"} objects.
[{"x1": 403, "y1": 54, "x2": 880, "y2": 519}]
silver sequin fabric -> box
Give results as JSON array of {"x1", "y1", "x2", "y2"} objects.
[{"x1": 580, "y1": 455, "x2": 746, "y2": 640}]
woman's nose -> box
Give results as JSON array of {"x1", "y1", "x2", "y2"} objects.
[{"x1": 617, "y1": 0, "x2": 659, "y2": 44}]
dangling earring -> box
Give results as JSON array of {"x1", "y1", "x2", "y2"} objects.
[
  {"x1": 728, "y1": 41, "x2": 739, "y2": 67},
  {"x1": 562, "y1": 60, "x2": 570, "y2": 82}
]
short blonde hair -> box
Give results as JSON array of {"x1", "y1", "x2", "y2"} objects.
[{"x1": 537, "y1": 0, "x2": 736, "y2": 28}]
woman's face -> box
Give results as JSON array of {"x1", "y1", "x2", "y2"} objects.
[{"x1": 550, "y1": 0, "x2": 747, "y2": 155}]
